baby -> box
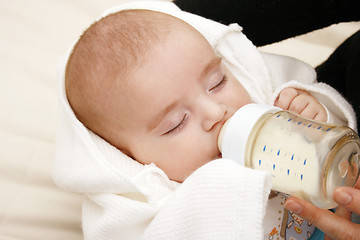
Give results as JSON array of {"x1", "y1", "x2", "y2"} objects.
[
  {"x1": 56, "y1": 2, "x2": 356, "y2": 240},
  {"x1": 66, "y1": 10, "x2": 327, "y2": 183}
]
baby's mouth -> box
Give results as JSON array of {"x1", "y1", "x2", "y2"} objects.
[{"x1": 217, "y1": 117, "x2": 230, "y2": 154}]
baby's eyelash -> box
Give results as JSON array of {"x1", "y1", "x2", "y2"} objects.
[
  {"x1": 164, "y1": 114, "x2": 188, "y2": 135},
  {"x1": 209, "y1": 75, "x2": 227, "y2": 92}
]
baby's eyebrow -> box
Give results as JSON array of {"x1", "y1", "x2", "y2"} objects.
[{"x1": 200, "y1": 57, "x2": 222, "y2": 80}]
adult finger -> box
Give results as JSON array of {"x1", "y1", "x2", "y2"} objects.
[
  {"x1": 285, "y1": 196, "x2": 360, "y2": 240},
  {"x1": 333, "y1": 186, "x2": 360, "y2": 216},
  {"x1": 334, "y1": 204, "x2": 352, "y2": 220},
  {"x1": 323, "y1": 205, "x2": 352, "y2": 240}
]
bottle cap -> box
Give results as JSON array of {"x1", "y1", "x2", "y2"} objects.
[{"x1": 218, "y1": 103, "x2": 280, "y2": 166}]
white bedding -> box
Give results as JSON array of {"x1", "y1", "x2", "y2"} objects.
[{"x1": 0, "y1": 0, "x2": 359, "y2": 239}]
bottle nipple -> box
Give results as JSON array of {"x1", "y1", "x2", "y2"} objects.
[{"x1": 218, "y1": 119, "x2": 230, "y2": 153}]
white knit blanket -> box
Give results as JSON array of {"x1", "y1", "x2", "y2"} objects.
[{"x1": 53, "y1": 1, "x2": 356, "y2": 239}]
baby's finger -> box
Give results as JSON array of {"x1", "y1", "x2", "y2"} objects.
[
  {"x1": 274, "y1": 88, "x2": 299, "y2": 110},
  {"x1": 295, "y1": 101, "x2": 319, "y2": 120},
  {"x1": 287, "y1": 93, "x2": 309, "y2": 115},
  {"x1": 313, "y1": 110, "x2": 327, "y2": 123},
  {"x1": 333, "y1": 186, "x2": 360, "y2": 215},
  {"x1": 298, "y1": 101, "x2": 327, "y2": 122}
]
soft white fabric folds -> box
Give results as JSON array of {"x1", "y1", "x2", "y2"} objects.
[{"x1": 53, "y1": 1, "x2": 356, "y2": 239}]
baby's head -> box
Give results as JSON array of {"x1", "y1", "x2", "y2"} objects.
[{"x1": 66, "y1": 10, "x2": 252, "y2": 182}]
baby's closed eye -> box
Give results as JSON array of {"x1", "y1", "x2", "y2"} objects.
[{"x1": 163, "y1": 114, "x2": 188, "y2": 135}]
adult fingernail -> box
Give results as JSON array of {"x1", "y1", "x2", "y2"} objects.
[
  {"x1": 334, "y1": 189, "x2": 352, "y2": 205},
  {"x1": 285, "y1": 199, "x2": 302, "y2": 214}
]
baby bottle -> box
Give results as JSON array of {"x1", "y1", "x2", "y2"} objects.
[{"x1": 218, "y1": 103, "x2": 360, "y2": 209}]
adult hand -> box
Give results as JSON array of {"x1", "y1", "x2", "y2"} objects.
[{"x1": 284, "y1": 179, "x2": 360, "y2": 240}]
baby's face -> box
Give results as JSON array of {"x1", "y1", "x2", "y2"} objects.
[{"x1": 109, "y1": 26, "x2": 252, "y2": 182}]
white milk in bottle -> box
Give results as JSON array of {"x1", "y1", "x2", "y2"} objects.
[{"x1": 218, "y1": 104, "x2": 360, "y2": 208}]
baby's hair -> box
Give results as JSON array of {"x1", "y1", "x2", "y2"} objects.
[{"x1": 65, "y1": 10, "x2": 187, "y2": 137}]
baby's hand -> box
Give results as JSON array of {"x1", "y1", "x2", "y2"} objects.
[{"x1": 274, "y1": 88, "x2": 327, "y2": 122}]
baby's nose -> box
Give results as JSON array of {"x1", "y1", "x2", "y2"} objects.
[{"x1": 201, "y1": 101, "x2": 227, "y2": 132}]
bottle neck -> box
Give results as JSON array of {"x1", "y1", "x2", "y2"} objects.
[
  {"x1": 219, "y1": 104, "x2": 281, "y2": 166},
  {"x1": 244, "y1": 112, "x2": 274, "y2": 167}
]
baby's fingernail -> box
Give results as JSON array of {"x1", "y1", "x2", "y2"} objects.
[
  {"x1": 285, "y1": 199, "x2": 302, "y2": 214},
  {"x1": 334, "y1": 189, "x2": 352, "y2": 205}
]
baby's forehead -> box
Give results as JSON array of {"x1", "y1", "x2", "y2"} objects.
[
  {"x1": 66, "y1": 9, "x2": 209, "y2": 120},
  {"x1": 97, "y1": 9, "x2": 189, "y2": 32}
]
